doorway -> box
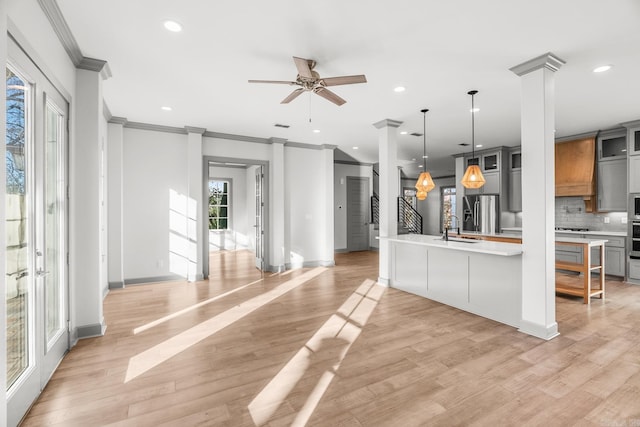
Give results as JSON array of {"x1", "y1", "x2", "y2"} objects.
[
  {"x1": 6, "y1": 39, "x2": 70, "y2": 426},
  {"x1": 346, "y1": 177, "x2": 370, "y2": 252},
  {"x1": 203, "y1": 157, "x2": 269, "y2": 278}
]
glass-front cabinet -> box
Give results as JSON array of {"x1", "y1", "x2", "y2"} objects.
[{"x1": 597, "y1": 128, "x2": 627, "y2": 160}]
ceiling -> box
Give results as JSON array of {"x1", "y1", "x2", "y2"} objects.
[{"x1": 57, "y1": 0, "x2": 640, "y2": 178}]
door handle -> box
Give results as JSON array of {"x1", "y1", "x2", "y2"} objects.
[{"x1": 37, "y1": 269, "x2": 50, "y2": 277}]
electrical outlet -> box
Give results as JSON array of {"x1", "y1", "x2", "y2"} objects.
[
  {"x1": 604, "y1": 217, "x2": 610, "y2": 224},
  {"x1": 622, "y1": 217, "x2": 628, "y2": 224}
]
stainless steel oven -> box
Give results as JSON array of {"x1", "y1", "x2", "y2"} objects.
[
  {"x1": 632, "y1": 221, "x2": 640, "y2": 258},
  {"x1": 635, "y1": 196, "x2": 640, "y2": 220}
]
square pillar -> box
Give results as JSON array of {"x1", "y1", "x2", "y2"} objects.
[
  {"x1": 186, "y1": 126, "x2": 206, "y2": 282},
  {"x1": 373, "y1": 119, "x2": 403, "y2": 286},
  {"x1": 510, "y1": 52, "x2": 565, "y2": 340}
]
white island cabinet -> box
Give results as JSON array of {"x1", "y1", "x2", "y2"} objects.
[{"x1": 381, "y1": 234, "x2": 523, "y2": 329}]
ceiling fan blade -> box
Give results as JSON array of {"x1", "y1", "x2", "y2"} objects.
[
  {"x1": 293, "y1": 56, "x2": 313, "y2": 78},
  {"x1": 314, "y1": 88, "x2": 346, "y2": 106},
  {"x1": 248, "y1": 79, "x2": 297, "y2": 85},
  {"x1": 281, "y1": 88, "x2": 305, "y2": 104},
  {"x1": 321, "y1": 75, "x2": 367, "y2": 86}
]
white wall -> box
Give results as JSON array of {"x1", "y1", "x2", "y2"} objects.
[
  {"x1": 208, "y1": 165, "x2": 249, "y2": 251},
  {"x1": 284, "y1": 146, "x2": 334, "y2": 268},
  {"x1": 123, "y1": 128, "x2": 188, "y2": 280},
  {"x1": 333, "y1": 163, "x2": 373, "y2": 250}
]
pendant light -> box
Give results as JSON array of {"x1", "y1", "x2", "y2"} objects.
[
  {"x1": 415, "y1": 108, "x2": 435, "y2": 200},
  {"x1": 461, "y1": 90, "x2": 486, "y2": 189}
]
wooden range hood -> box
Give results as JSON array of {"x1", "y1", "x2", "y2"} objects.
[{"x1": 555, "y1": 136, "x2": 596, "y2": 212}]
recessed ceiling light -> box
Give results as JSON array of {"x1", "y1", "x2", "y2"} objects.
[
  {"x1": 394, "y1": 86, "x2": 406, "y2": 93},
  {"x1": 400, "y1": 131, "x2": 408, "y2": 135},
  {"x1": 352, "y1": 146, "x2": 359, "y2": 150},
  {"x1": 418, "y1": 165, "x2": 423, "y2": 168},
  {"x1": 411, "y1": 158, "x2": 416, "y2": 161},
  {"x1": 161, "y1": 106, "x2": 172, "y2": 111},
  {"x1": 312, "y1": 129, "x2": 320, "y2": 133},
  {"x1": 476, "y1": 144, "x2": 483, "y2": 148},
  {"x1": 470, "y1": 108, "x2": 480, "y2": 113},
  {"x1": 422, "y1": 155, "x2": 428, "y2": 159},
  {"x1": 593, "y1": 65, "x2": 612, "y2": 73},
  {"x1": 163, "y1": 20, "x2": 183, "y2": 32}
]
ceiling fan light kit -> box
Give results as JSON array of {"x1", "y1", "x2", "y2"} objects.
[
  {"x1": 461, "y1": 90, "x2": 486, "y2": 189},
  {"x1": 248, "y1": 56, "x2": 367, "y2": 106},
  {"x1": 415, "y1": 108, "x2": 435, "y2": 200}
]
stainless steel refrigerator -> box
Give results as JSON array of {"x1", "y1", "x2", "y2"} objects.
[{"x1": 462, "y1": 194, "x2": 500, "y2": 234}]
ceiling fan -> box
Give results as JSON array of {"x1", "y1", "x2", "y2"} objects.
[{"x1": 248, "y1": 56, "x2": 367, "y2": 106}]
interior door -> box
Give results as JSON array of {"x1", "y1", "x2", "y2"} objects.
[
  {"x1": 347, "y1": 177, "x2": 369, "y2": 252},
  {"x1": 6, "y1": 39, "x2": 69, "y2": 427},
  {"x1": 255, "y1": 165, "x2": 264, "y2": 270}
]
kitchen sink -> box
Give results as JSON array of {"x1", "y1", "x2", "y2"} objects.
[{"x1": 433, "y1": 237, "x2": 479, "y2": 244}]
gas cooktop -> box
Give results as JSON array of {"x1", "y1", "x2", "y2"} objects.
[{"x1": 555, "y1": 227, "x2": 590, "y2": 232}]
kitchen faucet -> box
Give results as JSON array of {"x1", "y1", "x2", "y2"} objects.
[{"x1": 443, "y1": 214, "x2": 461, "y2": 241}]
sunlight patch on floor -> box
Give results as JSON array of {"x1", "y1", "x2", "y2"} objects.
[
  {"x1": 248, "y1": 279, "x2": 384, "y2": 426},
  {"x1": 124, "y1": 267, "x2": 327, "y2": 383},
  {"x1": 133, "y1": 278, "x2": 264, "y2": 335}
]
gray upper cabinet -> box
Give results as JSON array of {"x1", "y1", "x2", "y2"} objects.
[
  {"x1": 597, "y1": 128, "x2": 626, "y2": 161},
  {"x1": 596, "y1": 128, "x2": 627, "y2": 212},
  {"x1": 622, "y1": 120, "x2": 640, "y2": 156},
  {"x1": 598, "y1": 158, "x2": 627, "y2": 211},
  {"x1": 508, "y1": 150, "x2": 522, "y2": 212},
  {"x1": 462, "y1": 148, "x2": 507, "y2": 199},
  {"x1": 624, "y1": 121, "x2": 640, "y2": 193}
]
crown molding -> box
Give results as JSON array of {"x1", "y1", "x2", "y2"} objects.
[
  {"x1": 124, "y1": 121, "x2": 187, "y2": 135},
  {"x1": 108, "y1": 116, "x2": 128, "y2": 126},
  {"x1": 510, "y1": 52, "x2": 566, "y2": 76},
  {"x1": 185, "y1": 126, "x2": 206, "y2": 135},
  {"x1": 203, "y1": 131, "x2": 270, "y2": 144},
  {"x1": 621, "y1": 119, "x2": 640, "y2": 129},
  {"x1": 78, "y1": 57, "x2": 112, "y2": 79},
  {"x1": 334, "y1": 160, "x2": 374, "y2": 166},
  {"x1": 373, "y1": 119, "x2": 403, "y2": 129},
  {"x1": 38, "y1": 0, "x2": 111, "y2": 78},
  {"x1": 37, "y1": 0, "x2": 83, "y2": 65}
]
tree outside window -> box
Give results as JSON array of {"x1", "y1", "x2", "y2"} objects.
[{"x1": 209, "y1": 180, "x2": 229, "y2": 230}]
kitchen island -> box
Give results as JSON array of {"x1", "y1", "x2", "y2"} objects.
[{"x1": 379, "y1": 234, "x2": 523, "y2": 329}]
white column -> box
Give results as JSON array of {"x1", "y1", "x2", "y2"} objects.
[
  {"x1": 73, "y1": 65, "x2": 110, "y2": 339},
  {"x1": 270, "y1": 138, "x2": 286, "y2": 272},
  {"x1": 373, "y1": 119, "x2": 403, "y2": 286},
  {"x1": 510, "y1": 52, "x2": 565, "y2": 340},
  {"x1": 186, "y1": 126, "x2": 205, "y2": 282},
  {"x1": 107, "y1": 118, "x2": 125, "y2": 288},
  {"x1": 321, "y1": 145, "x2": 336, "y2": 265},
  {"x1": 0, "y1": 0, "x2": 8, "y2": 418}
]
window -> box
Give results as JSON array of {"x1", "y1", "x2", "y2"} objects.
[
  {"x1": 208, "y1": 180, "x2": 229, "y2": 230},
  {"x1": 441, "y1": 186, "x2": 457, "y2": 233}
]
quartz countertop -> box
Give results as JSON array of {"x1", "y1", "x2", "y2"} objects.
[{"x1": 378, "y1": 234, "x2": 523, "y2": 257}]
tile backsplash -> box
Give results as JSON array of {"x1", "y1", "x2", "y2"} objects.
[{"x1": 555, "y1": 197, "x2": 627, "y2": 231}]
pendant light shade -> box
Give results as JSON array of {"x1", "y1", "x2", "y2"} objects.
[
  {"x1": 415, "y1": 108, "x2": 435, "y2": 199},
  {"x1": 461, "y1": 164, "x2": 486, "y2": 189},
  {"x1": 461, "y1": 90, "x2": 485, "y2": 189}
]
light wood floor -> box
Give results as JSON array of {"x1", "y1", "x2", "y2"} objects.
[{"x1": 21, "y1": 250, "x2": 640, "y2": 426}]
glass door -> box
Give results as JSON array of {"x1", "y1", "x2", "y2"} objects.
[
  {"x1": 6, "y1": 39, "x2": 69, "y2": 426},
  {"x1": 40, "y1": 93, "x2": 68, "y2": 383},
  {"x1": 255, "y1": 166, "x2": 264, "y2": 270}
]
